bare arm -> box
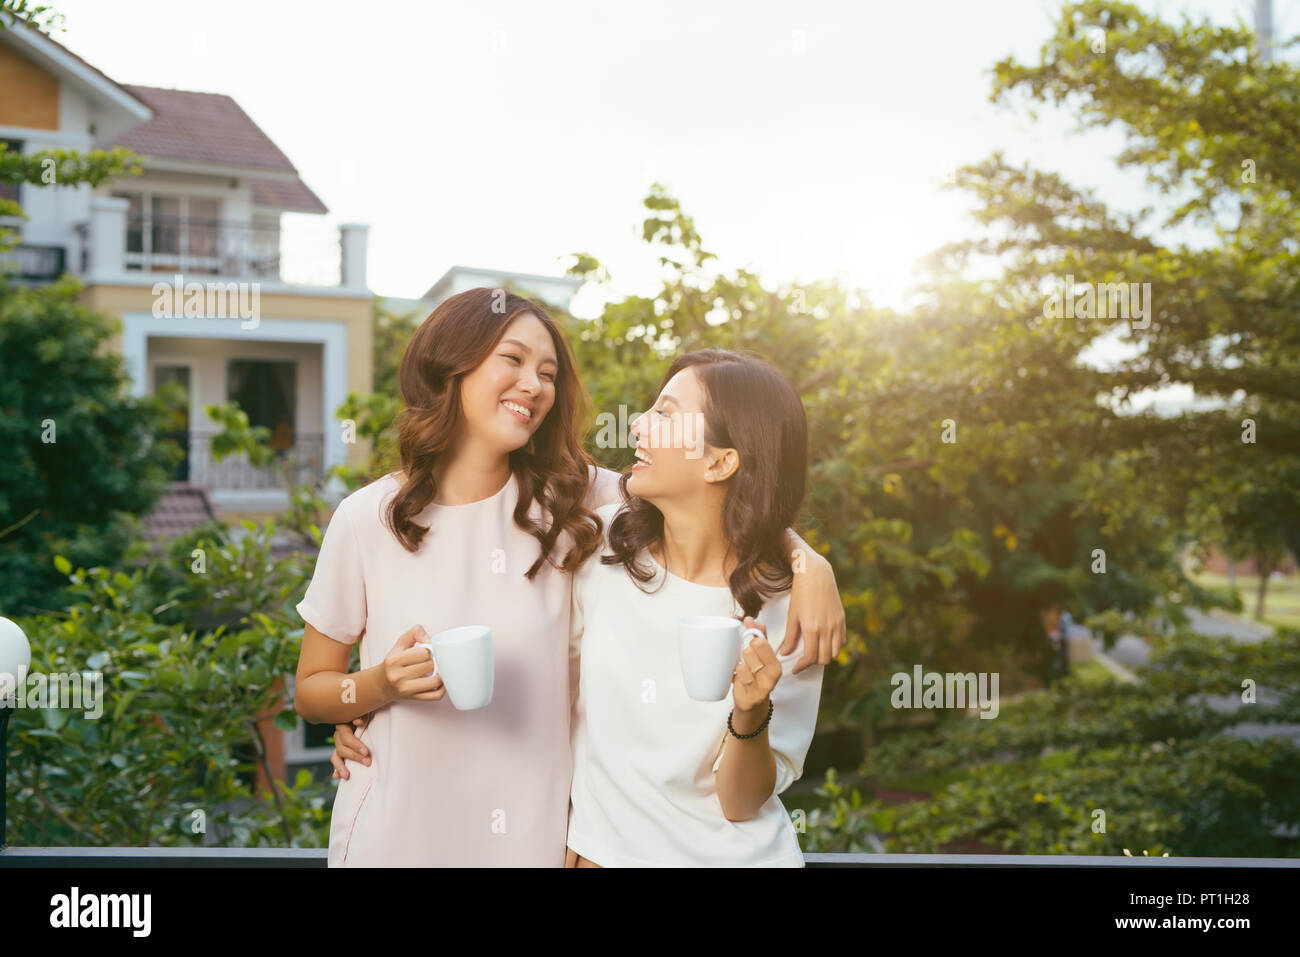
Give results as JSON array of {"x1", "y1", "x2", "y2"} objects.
[
  {"x1": 295, "y1": 622, "x2": 443, "y2": 725},
  {"x1": 780, "y1": 528, "x2": 847, "y2": 674},
  {"x1": 294, "y1": 623, "x2": 392, "y2": 725},
  {"x1": 714, "y1": 705, "x2": 778, "y2": 822},
  {"x1": 714, "y1": 619, "x2": 782, "y2": 821}
]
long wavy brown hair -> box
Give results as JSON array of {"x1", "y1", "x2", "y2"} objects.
[
  {"x1": 601, "y1": 349, "x2": 809, "y2": 617},
  {"x1": 385, "y1": 287, "x2": 602, "y2": 579}
]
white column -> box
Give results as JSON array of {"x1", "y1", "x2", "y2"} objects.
[
  {"x1": 87, "y1": 195, "x2": 128, "y2": 281},
  {"x1": 339, "y1": 223, "x2": 369, "y2": 290},
  {"x1": 321, "y1": 325, "x2": 350, "y2": 501}
]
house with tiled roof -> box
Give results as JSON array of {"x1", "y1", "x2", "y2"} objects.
[
  {"x1": 2, "y1": 24, "x2": 604, "y2": 787},
  {"x1": 0, "y1": 24, "x2": 373, "y2": 521}
]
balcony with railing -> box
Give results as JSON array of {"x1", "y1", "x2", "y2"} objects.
[
  {"x1": 0, "y1": 242, "x2": 66, "y2": 282},
  {"x1": 76, "y1": 196, "x2": 369, "y2": 291},
  {"x1": 121, "y1": 214, "x2": 291, "y2": 280},
  {"x1": 163, "y1": 430, "x2": 326, "y2": 491}
]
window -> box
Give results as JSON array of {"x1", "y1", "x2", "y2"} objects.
[
  {"x1": 188, "y1": 198, "x2": 219, "y2": 259},
  {"x1": 0, "y1": 138, "x2": 23, "y2": 208},
  {"x1": 150, "y1": 195, "x2": 180, "y2": 257},
  {"x1": 118, "y1": 192, "x2": 143, "y2": 253},
  {"x1": 113, "y1": 190, "x2": 224, "y2": 273}
]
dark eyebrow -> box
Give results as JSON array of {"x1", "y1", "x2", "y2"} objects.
[{"x1": 501, "y1": 339, "x2": 557, "y2": 368}]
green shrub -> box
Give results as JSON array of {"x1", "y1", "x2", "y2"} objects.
[
  {"x1": 6, "y1": 522, "x2": 333, "y2": 847},
  {"x1": 802, "y1": 631, "x2": 1300, "y2": 856}
]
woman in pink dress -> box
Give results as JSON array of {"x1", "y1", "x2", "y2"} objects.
[{"x1": 298, "y1": 288, "x2": 844, "y2": 866}]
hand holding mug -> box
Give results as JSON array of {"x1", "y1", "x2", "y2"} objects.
[
  {"x1": 380, "y1": 625, "x2": 447, "y2": 704},
  {"x1": 412, "y1": 625, "x2": 494, "y2": 711},
  {"x1": 731, "y1": 617, "x2": 781, "y2": 715}
]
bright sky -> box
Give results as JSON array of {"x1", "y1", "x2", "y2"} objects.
[{"x1": 44, "y1": 0, "x2": 1297, "y2": 323}]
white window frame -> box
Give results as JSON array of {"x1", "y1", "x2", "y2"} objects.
[{"x1": 113, "y1": 188, "x2": 228, "y2": 274}]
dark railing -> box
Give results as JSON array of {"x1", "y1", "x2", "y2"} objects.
[
  {"x1": 163, "y1": 430, "x2": 325, "y2": 491},
  {"x1": 0, "y1": 242, "x2": 66, "y2": 282},
  {"x1": 1, "y1": 847, "x2": 1297, "y2": 868},
  {"x1": 124, "y1": 215, "x2": 283, "y2": 279}
]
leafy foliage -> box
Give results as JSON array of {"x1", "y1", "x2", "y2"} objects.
[
  {"x1": 7, "y1": 524, "x2": 333, "y2": 847},
  {"x1": 0, "y1": 4, "x2": 146, "y2": 615},
  {"x1": 802, "y1": 631, "x2": 1300, "y2": 857},
  {"x1": 8, "y1": 0, "x2": 1296, "y2": 857},
  {"x1": 0, "y1": 278, "x2": 178, "y2": 616},
  {"x1": 0, "y1": 145, "x2": 139, "y2": 242}
]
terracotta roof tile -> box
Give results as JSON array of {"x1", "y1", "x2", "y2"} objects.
[
  {"x1": 250, "y1": 176, "x2": 327, "y2": 214},
  {"x1": 108, "y1": 85, "x2": 328, "y2": 213},
  {"x1": 112, "y1": 85, "x2": 298, "y2": 171},
  {"x1": 140, "y1": 483, "x2": 218, "y2": 544}
]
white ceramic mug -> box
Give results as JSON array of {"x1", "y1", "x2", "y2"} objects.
[
  {"x1": 678, "y1": 616, "x2": 766, "y2": 701},
  {"x1": 414, "y1": 625, "x2": 493, "y2": 710}
]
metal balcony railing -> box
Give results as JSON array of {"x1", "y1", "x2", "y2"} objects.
[
  {"x1": 124, "y1": 214, "x2": 284, "y2": 279},
  {"x1": 71, "y1": 214, "x2": 342, "y2": 285},
  {"x1": 73, "y1": 206, "x2": 358, "y2": 286},
  {"x1": 163, "y1": 430, "x2": 325, "y2": 491},
  {"x1": 0, "y1": 242, "x2": 66, "y2": 282}
]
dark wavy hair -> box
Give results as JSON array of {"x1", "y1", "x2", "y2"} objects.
[
  {"x1": 385, "y1": 287, "x2": 603, "y2": 579},
  {"x1": 601, "y1": 349, "x2": 808, "y2": 617}
]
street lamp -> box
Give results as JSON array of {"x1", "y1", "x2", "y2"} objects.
[{"x1": 0, "y1": 616, "x2": 31, "y2": 852}]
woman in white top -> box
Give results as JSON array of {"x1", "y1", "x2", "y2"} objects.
[{"x1": 566, "y1": 349, "x2": 823, "y2": 867}]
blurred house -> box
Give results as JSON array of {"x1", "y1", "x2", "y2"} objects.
[
  {"x1": 381, "y1": 263, "x2": 583, "y2": 321},
  {"x1": 0, "y1": 25, "x2": 373, "y2": 523},
  {"x1": 1, "y1": 28, "x2": 586, "y2": 785}
]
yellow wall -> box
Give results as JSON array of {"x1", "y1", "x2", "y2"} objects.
[
  {"x1": 83, "y1": 283, "x2": 374, "y2": 400},
  {"x1": 83, "y1": 283, "x2": 376, "y2": 504},
  {"x1": 0, "y1": 42, "x2": 59, "y2": 130}
]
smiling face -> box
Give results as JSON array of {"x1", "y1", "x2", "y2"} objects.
[
  {"x1": 625, "y1": 366, "x2": 737, "y2": 504},
  {"x1": 455, "y1": 312, "x2": 558, "y2": 455}
]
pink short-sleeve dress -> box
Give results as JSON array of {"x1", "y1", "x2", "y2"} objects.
[{"x1": 297, "y1": 465, "x2": 620, "y2": 867}]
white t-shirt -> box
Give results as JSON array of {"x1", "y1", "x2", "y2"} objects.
[{"x1": 567, "y1": 502, "x2": 824, "y2": 867}]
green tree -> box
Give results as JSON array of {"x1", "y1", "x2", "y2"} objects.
[
  {"x1": 371, "y1": 297, "x2": 422, "y2": 398},
  {"x1": 0, "y1": 279, "x2": 178, "y2": 615},
  {"x1": 981, "y1": 0, "x2": 1300, "y2": 615},
  {"x1": 563, "y1": 183, "x2": 1185, "y2": 753},
  {"x1": 0, "y1": 3, "x2": 159, "y2": 616},
  {"x1": 807, "y1": 630, "x2": 1300, "y2": 857}
]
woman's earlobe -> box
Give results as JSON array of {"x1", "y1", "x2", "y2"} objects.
[{"x1": 709, "y1": 450, "x2": 740, "y2": 483}]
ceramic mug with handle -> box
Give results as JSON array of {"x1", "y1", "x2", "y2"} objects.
[
  {"x1": 414, "y1": 624, "x2": 494, "y2": 710},
  {"x1": 678, "y1": 615, "x2": 765, "y2": 701}
]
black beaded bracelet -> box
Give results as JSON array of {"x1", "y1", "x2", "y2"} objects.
[{"x1": 727, "y1": 699, "x2": 774, "y2": 739}]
